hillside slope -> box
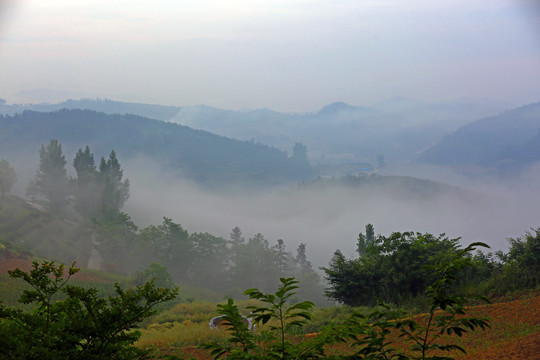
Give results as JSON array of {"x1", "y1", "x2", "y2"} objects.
[
  {"x1": 417, "y1": 102, "x2": 540, "y2": 169},
  {"x1": 0, "y1": 109, "x2": 313, "y2": 186}
]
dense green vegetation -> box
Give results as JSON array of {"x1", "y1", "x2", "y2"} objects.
[
  {"x1": 0, "y1": 201, "x2": 324, "y2": 303},
  {"x1": 471, "y1": 228, "x2": 540, "y2": 294},
  {"x1": 323, "y1": 224, "x2": 540, "y2": 308},
  {"x1": 0, "y1": 261, "x2": 177, "y2": 359}
]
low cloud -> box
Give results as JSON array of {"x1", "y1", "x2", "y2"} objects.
[{"x1": 123, "y1": 157, "x2": 540, "y2": 268}]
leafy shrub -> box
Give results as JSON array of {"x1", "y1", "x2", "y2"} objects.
[{"x1": 0, "y1": 261, "x2": 178, "y2": 359}]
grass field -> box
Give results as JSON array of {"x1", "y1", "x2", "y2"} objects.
[{"x1": 142, "y1": 293, "x2": 540, "y2": 360}]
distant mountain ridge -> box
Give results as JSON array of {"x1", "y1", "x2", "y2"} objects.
[
  {"x1": 0, "y1": 98, "x2": 180, "y2": 121},
  {"x1": 0, "y1": 97, "x2": 511, "y2": 166},
  {"x1": 417, "y1": 101, "x2": 540, "y2": 172},
  {"x1": 0, "y1": 109, "x2": 312, "y2": 186}
]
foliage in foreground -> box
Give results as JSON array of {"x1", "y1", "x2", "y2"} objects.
[
  {"x1": 0, "y1": 261, "x2": 178, "y2": 360},
  {"x1": 202, "y1": 242, "x2": 491, "y2": 359}
]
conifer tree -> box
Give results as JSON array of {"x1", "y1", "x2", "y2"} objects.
[
  {"x1": 98, "y1": 150, "x2": 129, "y2": 220},
  {"x1": 35, "y1": 139, "x2": 69, "y2": 211},
  {"x1": 295, "y1": 242, "x2": 313, "y2": 273},
  {"x1": 73, "y1": 146, "x2": 99, "y2": 217},
  {"x1": 230, "y1": 226, "x2": 244, "y2": 245}
]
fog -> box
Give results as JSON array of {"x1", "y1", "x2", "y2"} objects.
[
  {"x1": 1, "y1": 1, "x2": 539, "y2": 112},
  {"x1": 123, "y1": 157, "x2": 540, "y2": 268}
]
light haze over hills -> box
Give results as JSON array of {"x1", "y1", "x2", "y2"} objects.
[
  {"x1": 2, "y1": 98, "x2": 540, "y2": 267},
  {"x1": 0, "y1": 96, "x2": 514, "y2": 167}
]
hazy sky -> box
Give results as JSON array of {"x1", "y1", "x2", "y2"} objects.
[{"x1": 1, "y1": 0, "x2": 539, "y2": 112}]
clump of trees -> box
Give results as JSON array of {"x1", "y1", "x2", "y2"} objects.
[
  {"x1": 469, "y1": 228, "x2": 540, "y2": 295},
  {"x1": 323, "y1": 224, "x2": 540, "y2": 307},
  {"x1": 323, "y1": 225, "x2": 464, "y2": 306},
  {"x1": 133, "y1": 220, "x2": 324, "y2": 302},
  {"x1": 28, "y1": 139, "x2": 129, "y2": 220}
]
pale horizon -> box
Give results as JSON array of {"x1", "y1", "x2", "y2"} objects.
[{"x1": 1, "y1": 0, "x2": 539, "y2": 112}]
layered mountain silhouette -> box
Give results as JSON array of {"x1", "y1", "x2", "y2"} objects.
[
  {"x1": 1, "y1": 97, "x2": 509, "y2": 166},
  {"x1": 417, "y1": 102, "x2": 540, "y2": 172},
  {"x1": 0, "y1": 109, "x2": 312, "y2": 186}
]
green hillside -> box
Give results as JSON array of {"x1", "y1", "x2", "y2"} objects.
[{"x1": 0, "y1": 109, "x2": 313, "y2": 186}]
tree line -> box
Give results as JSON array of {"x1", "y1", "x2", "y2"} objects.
[{"x1": 98, "y1": 217, "x2": 323, "y2": 302}]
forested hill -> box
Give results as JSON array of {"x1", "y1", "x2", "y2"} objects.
[
  {"x1": 417, "y1": 101, "x2": 540, "y2": 171},
  {"x1": 0, "y1": 109, "x2": 313, "y2": 186}
]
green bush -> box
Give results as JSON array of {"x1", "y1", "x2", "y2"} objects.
[{"x1": 0, "y1": 261, "x2": 178, "y2": 359}]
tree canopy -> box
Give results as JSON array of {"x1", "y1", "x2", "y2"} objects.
[{"x1": 323, "y1": 226, "x2": 463, "y2": 306}]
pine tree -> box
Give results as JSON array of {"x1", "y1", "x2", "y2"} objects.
[
  {"x1": 35, "y1": 139, "x2": 69, "y2": 211},
  {"x1": 73, "y1": 146, "x2": 96, "y2": 177},
  {"x1": 276, "y1": 239, "x2": 288, "y2": 275},
  {"x1": 73, "y1": 146, "x2": 99, "y2": 217},
  {"x1": 98, "y1": 150, "x2": 129, "y2": 220},
  {"x1": 230, "y1": 226, "x2": 245, "y2": 245},
  {"x1": 295, "y1": 243, "x2": 313, "y2": 273}
]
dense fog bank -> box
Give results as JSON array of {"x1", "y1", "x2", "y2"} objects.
[{"x1": 123, "y1": 158, "x2": 540, "y2": 268}]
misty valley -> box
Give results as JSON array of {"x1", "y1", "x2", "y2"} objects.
[{"x1": 1, "y1": 99, "x2": 539, "y2": 359}]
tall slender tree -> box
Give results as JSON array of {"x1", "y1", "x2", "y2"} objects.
[
  {"x1": 35, "y1": 139, "x2": 69, "y2": 211},
  {"x1": 73, "y1": 146, "x2": 99, "y2": 217},
  {"x1": 98, "y1": 150, "x2": 129, "y2": 220},
  {"x1": 295, "y1": 242, "x2": 313, "y2": 273},
  {"x1": 276, "y1": 239, "x2": 287, "y2": 275},
  {"x1": 357, "y1": 223, "x2": 376, "y2": 256}
]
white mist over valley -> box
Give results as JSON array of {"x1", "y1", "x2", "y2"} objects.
[{"x1": 123, "y1": 156, "x2": 540, "y2": 268}]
